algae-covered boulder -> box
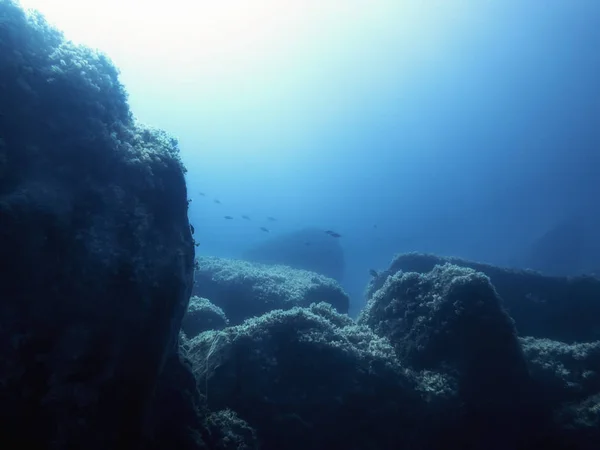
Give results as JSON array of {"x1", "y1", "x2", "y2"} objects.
[
  {"x1": 360, "y1": 265, "x2": 526, "y2": 374},
  {"x1": 359, "y1": 264, "x2": 547, "y2": 449},
  {"x1": 182, "y1": 296, "x2": 229, "y2": 339},
  {"x1": 521, "y1": 337, "x2": 600, "y2": 447},
  {"x1": 186, "y1": 303, "x2": 427, "y2": 450},
  {"x1": 193, "y1": 256, "x2": 350, "y2": 324},
  {"x1": 0, "y1": 2, "x2": 194, "y2": 448},
  {"x1": 369, "y1": 253, "x2": 600, "y2": 342},
  {"x1": 521, "y1": 337, "x2": 600, "y2": 402},
  {"x1": 203, "y1": 409, "x2": 258, "y2": 450}
]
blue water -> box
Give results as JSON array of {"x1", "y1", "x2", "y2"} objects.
[{"x1": 24, "y1": 0, "x2": 600, "y2": 313}]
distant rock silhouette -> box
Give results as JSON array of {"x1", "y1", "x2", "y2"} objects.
[
  {"x1": 521, "y1": 214, "x2": 600, "y2": 276},
  {"x1": 240, "y1": 227, "x2": 345, "y2": 282}
]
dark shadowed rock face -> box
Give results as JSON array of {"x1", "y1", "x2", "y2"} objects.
[
  {"x1": 520, "y1": 337, "x2": 600, "y2": 447},
  {"x1": 0, "y1": 2, "x2": 194, "y2": 448},
  {"x1": 359, "y1": 264, "x2": 549, "y2": 449},
  {"x1": 241, "y1": 227, "x2": 345, "y2": 282}
]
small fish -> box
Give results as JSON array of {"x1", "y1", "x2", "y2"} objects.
[
  {"x1": 199, "y1": 192, "x2": 206, "y2": 196},
  {"x1": 369, "y1": 269, "x2": 378, "y2": 278},
  {"x1": 304, "y1": 241, "x2": 311, "y2": 246},
  {"x1": 267, "y1": 216, "x2": 277, "y2": 222},
  {"x1": 373, "y1": 224, "x2": 378, "y2": 229},
  {"x1": 214, "y1": 199, "x2": 221, "y2": 204},
  {"x1": 242, "y1": 215, "x2": 251, "y2": 220},
  {"x1": 190, "y1": 224, "x2": 195, "y2": 234},
  {"x1": 325, "y1": 230, "x2": 341, "y2": 238},
  {"x1": 224, "y1": 216, "x2": 234, "y2": 220},
  {"x1": 260, "y1": 227, "x2": 270, "y2": 233},
  {"x1": 194, "y1": 242, "x2": 201, "y2": 247}
]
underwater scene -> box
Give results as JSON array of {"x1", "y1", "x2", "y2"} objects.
[{"x1": 1, "y1": 0, "x2": 599, "y2": 448}]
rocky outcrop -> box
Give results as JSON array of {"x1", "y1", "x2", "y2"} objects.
[
  {"x1": 181, "y1": 254, "x2": 599, "y2": 449},
  {"x1": 0, "y1": 2, "x2": 195, "y2": 448},
  {"x1": 359, "y1": 264, "x2": 547, "y2": 449},
  {"x1": 241, "y1": 227, "x2": 345, "y2": 282},
  {"x1": 368, "y1": 253, "x2": 600, "y2": 342},
  {"x1": 186, "y1": 303, "x2": 433, "y2": 450},
  {"x1": 520, "y1": 337, "x2": 600, "y2": 447},
  {"x1": 193, "y1": 256, "x2": 350, "y2": 324}
]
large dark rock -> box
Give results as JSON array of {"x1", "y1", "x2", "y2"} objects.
[
  {"x1": 521, "y1": 337, "x2": 600, "y2": 406},
  {"x1": 144, "y1": 354, "x2": 207, "y2": 450},
  {"x1": 368, "y1": 253, "x2": 600, "y2": 342},
  {"x1": 241, "y1": 227, "x2": 345, "y2": 282},
  {"x1": 193, "y1": 256, "x2": 350, "y2": 324},
  {"x1": 186, "y1": 303, "x2": 431, "y2": 450},
  {"x1": 0, "y1": 2, "x2": 195, "y2": 448},
  {"x1": 521, "y1": 337, "x2": 600, "y2": 448},
  {"x1": 359, "y1": 264, "x2": 547, "y2": 449}
]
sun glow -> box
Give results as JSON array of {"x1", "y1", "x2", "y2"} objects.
[
  {"x1": 18, "y1": 0, "x2": 475, "y2": 78},
  {"x1": 19, "y1": 1, "x2": 324, "y2": 76},
  {"x1": 17, "y1": 0, "x2": 484, "y2": 164}
]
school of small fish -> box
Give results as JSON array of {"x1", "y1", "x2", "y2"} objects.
[
  {"x1": 193, "y1": 191, "x2": 348, "y2": 246},
  {"x1": 192, "y1": 191, "x2": 387, "y2": 278}
]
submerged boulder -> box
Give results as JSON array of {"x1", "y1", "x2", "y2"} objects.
[
  {"x1": 241, "y1": 227, "x2": 345, "y2": 282},
  {"x1": 368, "y1": 253, "x2": 600, "y2": 342},
  {"x1": 521, "y1": 337, "x2": 600, "y2": 404},
  {"x1": 193, "y1": 256, "x2": 350, "y2": 324},
  {"x1": 186, "y1": 303, "x2": 429, "y2": 450},
  {"x1": 521, "y1": 337, "x2": 600, "y2": 447},
  {"x1": 360, "y1": 264, "x2": 548, "y2": 449},
  {"x1": 182, "y1": 296, "x2": 229, "y2": 339},
  {"x1": 0, "y1": 3, "x2": 194, "y2": 448}
]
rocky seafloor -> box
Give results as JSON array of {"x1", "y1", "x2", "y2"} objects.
[
  {"x1": 1, "y1": 1, "x2": 599, "y2": 449},
  {"x1": 178, "y1": 254, "x2": 600, "y2": 450}
]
